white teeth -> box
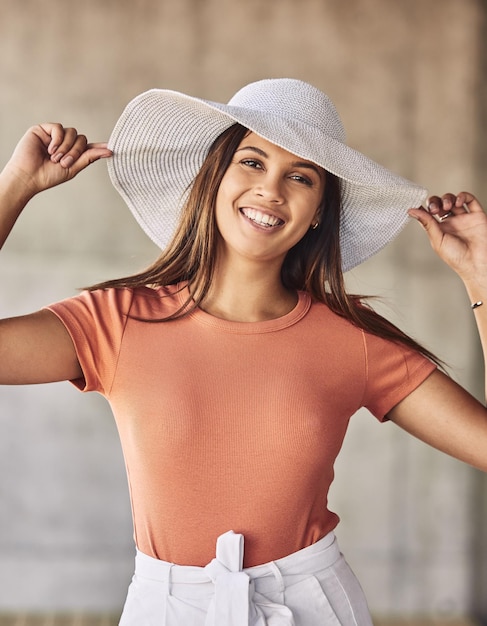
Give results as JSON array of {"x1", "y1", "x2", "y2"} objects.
[{"x1": 242, "y1": 208, "x2": 283, "y2": 227}]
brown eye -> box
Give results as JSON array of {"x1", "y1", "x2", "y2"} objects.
[
  {"x1": 241, "y1": 159, "x2": 263, "y2": 169},
  {"x1": 290, "y1": 174, "x2": 312, "y2": 186}
]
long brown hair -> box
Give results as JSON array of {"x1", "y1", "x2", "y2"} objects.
[{"x1": 90, "y1": 123, "x2": 440, "y2": 365}]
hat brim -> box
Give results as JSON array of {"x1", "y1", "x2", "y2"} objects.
[{"x1": 108, "y1": 89, "x2": 427, "y2": 272}]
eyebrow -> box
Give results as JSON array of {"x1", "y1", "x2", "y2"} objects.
[{"x1": 235, "y1": 145, "x2": 324, "y2": 180}]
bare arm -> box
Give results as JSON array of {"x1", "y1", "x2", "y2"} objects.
[
  {"x1": 0, "y1": 311, "x2": 83, "y2": 383},
  {"x1": 388, "y1": 193, "x2": 487, "y2": 471},
  {"x1": 0, "y1": 123, "x2": 111, "y2": 384},
  {"x1": 388, "y1": 370, "x2": 487, "y2": 472}
]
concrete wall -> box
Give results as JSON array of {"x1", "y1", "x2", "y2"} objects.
[{"x1": 0, "y1": 0, "x2": 486, "y2": 619}]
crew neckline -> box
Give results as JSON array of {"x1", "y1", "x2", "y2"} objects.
[{"x1": 176, "y1": 283, "x2": 311, "y2": 334}]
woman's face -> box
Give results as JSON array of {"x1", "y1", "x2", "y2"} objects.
[{"x1": 214, "y1": 132, "x2": 325, "y2": 267}]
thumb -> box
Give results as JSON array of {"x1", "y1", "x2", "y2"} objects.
[
  {"x1": 62, "y1": 143, "x2": 112, "y2": 178},
  {"x1": 408, "y1": 207, "x2": 443, "y2": 245}
]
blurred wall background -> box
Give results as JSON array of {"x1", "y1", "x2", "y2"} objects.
[{"x1": 0, "y1": 0, "x2": 486, "y2": 620}]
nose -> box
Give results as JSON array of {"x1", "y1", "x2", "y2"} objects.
[{"x1": 255, "y1": 171, "x2": 284, "y2": 203}]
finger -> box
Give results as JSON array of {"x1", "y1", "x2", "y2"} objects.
[
  {"x1": 59, "y1": 139, "x2": 112, "y2": 169},
  {"x1": 60, "y1": 144, "x2": 112, "y2": 177},
  {"x1": 427, "y1": 195, "x2": 454, "y2": 223},
  {"x1": 37, "y1": 123, "x2": 71, "y2": 155},
  {"x1": 427, "y1": 195, "x2": 443, "y2": 215},
  {"x1": 50, "y1": 129, "x2": 88, "y2": 167},
  {"x1": 87, "y1": 142, "x2": 110, "y2": 150},
  {"x1": 409, "y1": 206, "x2": 441, "y2": 230},
  {"x1": 408, "y1": 206, "x2": 450, "y2": 249},
  {"x1": 441, "y1": 193, "x2": 462, "y2": 215},
  {"x1": 455, "y1": 191, "x2": 484, "y2": 214},
  {"x1": 427, "y1": 193, "x2": 468, "y2": 223}
]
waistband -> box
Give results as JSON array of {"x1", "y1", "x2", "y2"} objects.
[
  {"x1": 134, "y1": 531, "x2": 340, "y2": 626},
  {"x1": 135, "y1": 531, "x2": 339, "y2": 584}
]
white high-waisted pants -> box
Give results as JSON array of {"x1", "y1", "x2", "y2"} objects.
[{"x1": 119, "y1": 531, "x2": 373, "y2": 625}]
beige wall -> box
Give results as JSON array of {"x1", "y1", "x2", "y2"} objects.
[{"x1": 0, "y1": 0, "x2": 485, "y2": 618}]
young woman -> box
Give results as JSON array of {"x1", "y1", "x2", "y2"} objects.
[{"x1": 1, "y1": 79, "x2": 486, "y2": 625}]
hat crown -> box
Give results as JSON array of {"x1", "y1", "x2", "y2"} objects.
[{"x1": 227, "y1": 78, "x2": 346, "y2": 143}]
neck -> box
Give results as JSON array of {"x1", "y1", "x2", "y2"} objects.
[{"x1": 198, "y1": 256, "x2": 297, "y2": 322}]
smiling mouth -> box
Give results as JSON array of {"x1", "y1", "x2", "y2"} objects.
[{"x1": 240, "y1": 208, "x2": 285, "y2": 228}]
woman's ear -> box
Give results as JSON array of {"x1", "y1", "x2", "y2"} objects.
[{"x1": 310, "y1": 208, "x2": 321, "y2": 230}]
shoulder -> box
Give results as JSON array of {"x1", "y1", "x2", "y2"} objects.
[
  {"x1": 128, "y1": 283, "x2": 187, "y2": 319},
  {"x1": 360, "y1": 322, "x2": 436, "y2": 398},
  {"x1": 306, "y1": 297, "x2": 364, "y2": 338},
  {"x1": 47, "y1": 282, "x2": 186, "y2": 323},
  {"x1": 307, "y1": 296, "x2": 434, "y2": 368},
  {"x1": 48, "y1": 286, "x2": 135, "y2": 318}
]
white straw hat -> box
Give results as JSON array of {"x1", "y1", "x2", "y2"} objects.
[{"x1": 107, "y1": 78, "x2": 427, "y2": 272}]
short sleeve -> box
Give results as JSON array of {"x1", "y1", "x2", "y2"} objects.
[
  {"x1": 362, "y1": 331, "x2": 437, "y2": 421},
  {"x1": 45, "y1": 288, "x2": 134, "y2": 395}
]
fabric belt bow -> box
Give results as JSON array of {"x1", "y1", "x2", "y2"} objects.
[{"x1": 203, "y1": 530, "x2": 295, "y2": 626}]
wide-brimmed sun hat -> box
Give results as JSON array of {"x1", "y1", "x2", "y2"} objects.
[{"x1": 107, "y1": 78, "x2": 427, "y2": 272}]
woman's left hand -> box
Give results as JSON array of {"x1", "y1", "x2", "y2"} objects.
[
  {"x1": 409, "y1": 192, "x2": 487, "y2": 283},
  {"x1": 406, "y1": 193, "x2": 487, "y2": 460}
]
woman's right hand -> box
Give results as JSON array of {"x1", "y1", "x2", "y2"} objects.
[
  {"x1": 0, "y1": 124, "x2": 112, "y2": 383},
  {"x1": 2, "y1": 123, "x2": 112, "y2": 199}
]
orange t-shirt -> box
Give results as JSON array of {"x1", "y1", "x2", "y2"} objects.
[{"x1": 47, "y1": 283, "x2": 436, "y2": 567}]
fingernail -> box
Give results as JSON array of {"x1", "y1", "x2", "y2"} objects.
[
  {"x1": 51, "y1": 152, "x2": 63, "y2": 163},
  {"x1": 61, "y1": 155, "x2": 74, "y2": 168}
]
